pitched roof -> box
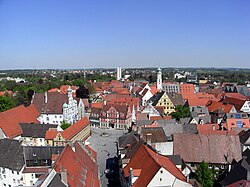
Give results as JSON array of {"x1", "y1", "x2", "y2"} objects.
[
  {"x1": 61, "y1": 117, "x2": 90, "y2": 140},
  {"x1": 167, "y1": 93, "x2": 185, "y2": 106},
  {"x1": 173, "y1": 133, "x2": 242, "y2": 164},
  {"x1": 53, "y1": 142, "x2": 100, "y2": 187},
  {"x1": 0, "y1": 139, "x2": 24, "y2": 171},
  {"x1": 32, "y1": 92, "x2": 68, "y2": 114},
  {"x1": 206, "y1": 100, "x2": 235, "y2": 113},
  {"x1": 149, "y1": 91, "x2": 165, "y2": 106},
  {"x1": 0, "y1": 105, "x2": 39, "y2": 138},
  {"x1": 45, "y1": 128, "x2": 58, "y2": 140},
  {"x1": 20, "y1": 123, "x2": 57, "y2": 138},
  {"x1": 141, "y1": 127, "x2": 168, "y2": 143},
  {"x1": 123, "y1": 144, "x2": 188, "y2": 187}
]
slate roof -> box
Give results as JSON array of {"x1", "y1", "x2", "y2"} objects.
[
  {"x1": 158, "y1": 123, "x2": 197, "y2": 137},
  {"x1": 47, "y1": 173, "x2": 67, "y2": 187},
  {"x1": 149, "y1": 91, "x2": 165, "y2": 106},
  {"x1": 173, "y1": 133, "x2": 242, "y2": 164},
  {"x1": 23, "y1": 146, "x2": 64, "y2": 162},
  {"x1": 141, "y1": 127, "x2": 168, "y2": 143},
  {"x1": 220, "y1": 149, "x2": 250, "y2": 186},
  {"x1": 167, "y1": 93, "x2": 185, "y2": 106},
  {"x1": 32, "y1": 92, "x2": 68, "y2": 114},
  {"x1": 0, "y1": 139, "x2": 24, "y2": 171},
  {"x1": 20, "y1": 123, "x2": 57, "y2": 138},
  {"x1": 239, "y1": 129, "x2": 250, "y2": 145}
]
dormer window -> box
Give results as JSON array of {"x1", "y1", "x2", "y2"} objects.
[{"x1": 33, "y1": 153, "x2": 37, "y2": 157}]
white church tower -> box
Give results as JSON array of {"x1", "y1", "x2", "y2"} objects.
[
  {"x1": 117, "y1": 67, "x2": 122, "y2": 80},
  {"x1": 157, "y1": 68, "x2": 162, "y2": 90}
]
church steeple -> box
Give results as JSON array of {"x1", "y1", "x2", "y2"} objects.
[{"x1": 157, "y1": 68, "x2": 162, "y2": 90}]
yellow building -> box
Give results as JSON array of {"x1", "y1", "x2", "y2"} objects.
[
  {"x1": 150, "y1": 91, "x2": 184, "y2": 115},
  {"x1": 45, "y1": 117, "x2": 91, "y2": 146}
]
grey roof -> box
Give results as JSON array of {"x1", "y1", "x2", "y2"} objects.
[
  {"x1": 149, "y1": 91, "x2": 165, "y2": 106},
  {"x1": 167, "y1": 93, "x2": 185, "y2": 106},
  {"x1": 190, "y1": 106, "x2": 209, "y2": 118},
  {"x1": 158, "y1": 123, "x2": 197, "y2": 137},
  {"x1": 0, "y1": 139, "x2": 24, "y2": 171},
  {"x1": 190, "y1": 116, "x2": 211, "y2": 124},
  {"x1": 23, "y1": 146, "x2": 64, "y2": 161},
  {"x1": 20, "y1": 123, "x2": 57, "y2": 138},
  {"x1": 48, "y1": 173, "x2": 67, "y2": 187},
  {"x1": 141, "y1": 127, "x2": 168, "y2": 143},
  {"x1": 237, "y1": 85, "x2": 250, "y2": 97},
  {"x1": 167, "y1": 155, "x2": 183, "y2": 165},
  {"x1": 174, "y1": 133, "x2": 242, "y2": 164},
  {"x1": 118, "y1": 131, "x2": 139, "y2": 155},
  {"x1": 136, "y1": 119, "x2": 176, "y2": 126}
]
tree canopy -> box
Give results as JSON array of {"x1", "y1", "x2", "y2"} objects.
[
  {"x1": 171, "y1": 105, "x2": 190, "y2": 121},
  {"x1": 0, "y1": 96, "x2": 15, "y2": 112},
  {"x1": 195, "y1": 161, "x2": 214, "y2": 187}
]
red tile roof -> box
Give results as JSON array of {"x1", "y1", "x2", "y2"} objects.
[
  {"x1": 22, "y1": 167, "x2": 49, "y2": 173},
  {"x1": 54, "y1": 142, "x2": 100, "y2": 187},
  {"x1": 183, "y1": 92, "x2": 218, "y2": 106},
  {"x1": 0, "y1": 105, "x2": 39, "y2": 138},
  {"x1": 91, "y1": 102, "x2": 103, "y2": 109},
  {"x1": 123, "y1": 144, "x2": 188, "y2": 187},
  {"x1": 62, "y1": 117, "x2": 90, "y2": 140},
  {"x1": 45, "y1": 129, "x2": 58, "y2": 140},
  {"x1": 206, "y1": 100, "x2": 235, "y2": 113}
]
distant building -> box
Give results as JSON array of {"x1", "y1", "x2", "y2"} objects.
[
  {"x1": 117, "y1": 67, "x2": 122, "y2": 80},
  {"x1": 156, "y1": 68, "x2": 162, "y2": 90},
  {"x1": 186, "y1": 74, "x2": 197, "y2": 84},
  {"x1": 162, "y1": 82, "x2": 180, "y2": 93}
]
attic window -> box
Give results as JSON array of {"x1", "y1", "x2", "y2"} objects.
[
  {"x1": 231, "y1": 123, "x2": 234, "y2": 126},
  {"x1": 160, "y1": 170, "x2": 163, "y2": 174}
]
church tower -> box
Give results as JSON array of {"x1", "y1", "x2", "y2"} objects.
[{"x1": 157, "y1": 68, "x2": 162, "y2": 90}]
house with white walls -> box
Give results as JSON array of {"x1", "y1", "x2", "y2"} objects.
[{"x1": 122, "y1": 143, "x2": 191, "y2": 187}]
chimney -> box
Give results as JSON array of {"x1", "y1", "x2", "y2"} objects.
[
  {"x1": 61, "y1": 169, "x2": 68, "y2": 186},
  {"x1": 146, "y1": 133, "x2": 152, "y2": 146},
  {"x1": 212, "y1": 125, "x2": 216, "y2": 131},
  {"x1": 44, "y1": 91, "x2": 48, "y2": 103}
]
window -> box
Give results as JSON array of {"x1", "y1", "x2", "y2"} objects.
[
  {"x1": 160, "y1": 178, "x2": 162, "y2": 181},
  {"x1": 46, "y1": 117, "x2": 49, "y2": 121},
  {"x1": 160, "y1": 170, "x2": 163, "y2": 174},
  {"x1": 12, "y1": 170, "x2": 14, "y2": 174},
  {"x1": 13, "y1": 179, "x2": 16, "y2": 183}
]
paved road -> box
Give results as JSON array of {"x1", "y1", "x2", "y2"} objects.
[{"x1": 87, "y1": 127, "x2": 125, "y2": 187}]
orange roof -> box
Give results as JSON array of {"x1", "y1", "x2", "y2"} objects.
[
  {"x1": 150, "y1": 86, "x2": 159, "y2": 95},
  {"x1": 0, "y1": 105, "x2": 39, "y2": 138},
  {"x1": 183, "y1": 92, "x2": 218, "y2": 106},
  {"x1": 206, "y1": 100, "x2": 234, "y2": 113},
  {"x1": 62, "y1": 117, "x2": 90, "y2": 140},
  {"x1": 0, "y1": 90, "x2": 13, "y2": 96},
  {"x1": 45, "y1": 129, "x2": 58, "y2": 140},
  {"x1": 48, "y1": 88, "x2": 60, "y2": 93},
  {"x1": 53, "y1": 143, "x2": 100, "y2": 187},
  {"x1": 51, "y1": 154, "x2": 59, "y2": 162},
  {"x1": 123, "y1": 144, "x2": 187, "y2": 187},
  {"x1": 91, "y1": 102, "x2": 103, "y2": 109}
]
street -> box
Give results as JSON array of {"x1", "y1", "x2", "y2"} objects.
[{"x1": 87, "y1": 127, "x2": 125, "y2": 187}]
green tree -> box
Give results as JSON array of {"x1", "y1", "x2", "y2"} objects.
[
  {"x1": 195, "y1": 161, "x2": 214, "y2": 187},
  {"x1": 171, "y1": 105, "x2": 190, "y2": 121},
  {"x1": 0, "y1": 96, "x2": 15, "y2": 112},
  {"x1": 61, "y1": 121, "x2": 71, "y2": 130}
]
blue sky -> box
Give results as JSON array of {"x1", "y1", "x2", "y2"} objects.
[{"x1": 0, "y1": 0, "x2": 249, "y2": 69}]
